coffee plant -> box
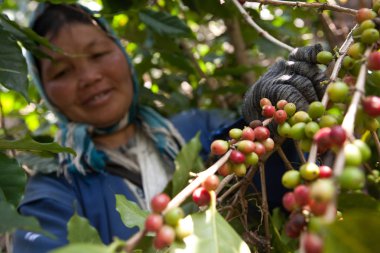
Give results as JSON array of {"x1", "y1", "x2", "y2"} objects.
[{"x1": 1, "y1": 0, "x2": 380, "y2": 253}]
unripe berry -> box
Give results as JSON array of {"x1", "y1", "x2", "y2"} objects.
[
  {"x1": 210, "y1": 140, "x2": 229, "y2": 156},
  {"x1": 339, "y1": 166, "x2": 365, "y2": 190},
  {"x1": 316, "y1": 51, "x2": 333, "y2": 65},
  {"x1": 229, "y1": 128, "x2": 242, "y2": 140},
  {"x1": 310, "y1": 179, "x2": 335, "y2": 203},
  {"x1": 300, "y1": 162, "x2": 320, "y2": 181},
  {"x1": 276, "y1": 99, "x2": 288, "y2": 109},
  {"x1": 218, "y1": 162, "x2": 233, "y2": 177},
  {"x1": 236, "y1": 140, "x2": 256, "y2": 154},
  {"x1": 327, "y1": 81, "x2": 349, "y2": 103},
  {"x1": 164, "y1": 207, "x2": 184, "y2": 226},
  {"x1": 232, "y1": 163, "x2": 247, "y2": 177},
  {"x1": 284, "y1": 103, "x2": 297, "y2": 117},
  {"x1": 260, "y1": 98, "x2": 272, "y2": 108},
  {"x1": 356, "y1": 8, "x2": 377, "y2": 23},
  {"x1": 344, "y1": 143, "x2": 362, "y2": 166},
  {"x1": 282, "y1": 170, "x2": 301, "y2": 189}
]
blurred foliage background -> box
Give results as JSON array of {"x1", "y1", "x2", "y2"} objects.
[{"x1": 0, "y1": 0, "x2": 371, "y2": 252}]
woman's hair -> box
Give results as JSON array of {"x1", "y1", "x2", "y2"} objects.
[{"x1": 32, "y1": 4, "x2": 101, "y2": 39}]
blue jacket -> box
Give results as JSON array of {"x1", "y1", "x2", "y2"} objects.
[{"x1": 13, "y1": 109, "x2": 295, "y2": 253}]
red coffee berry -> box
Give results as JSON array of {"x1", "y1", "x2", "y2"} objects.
[
  {"x1": 367, "y1": 51, "x2": 380, "y2": 70},
  {"x1": 274, "y1": 109, "x2": 288, "y2": 124},
  {"x1": 262, "y1": 105, "x2": 276, "y2": 118},
  {"x1": 362, "y1": 96, "x2": 380, "y2": 117},
  {"x1": 151, "y1": 193, "x2": 171, "y2": 213},
  {"x1": 318, "y1": 165, "x2": 333, "y2": 178},
  {"x1": 329, "y1": 125, "x2": 347, "y2": 146},
  {"x1": 253, "y1": 126, "x2": 270, "y2": 141},
  {"x1": 261, "y1": 137, "x2": 274, "y2": 152},
  {"x1": 241, "y1": 126, "x2": 255, "y2": 141},
  {"x1": 154, "y1": 225, "x2": 176, "y2": 249},
  {"x1": 304, "y1": 233, "x2": 324, "y2": 253},
  {"x1": 192, "y1": 187, "x2": 211, "y2": 206},
  {"x1": 229, "y1": 150, "x2": 246, "y2": 164},
  {"x1": 202, "y1": 175, "x2": 220, "y2": 191},
  {"x1": 253, "y1": 142, "x2": 266, "y2": 156},
  {"x1": 293, "y1": 184, "x2": 310, "y2": 207},
  {"x1": 145, "y1": 214, "x2": 163, "y2": 232},
  {"x1": 276, "y1": 99, "x2": 288, "y2": 109},
  {"x1": 282, "y1": 192, "x2": 298, "y2": 212},
  {"x1": 313, "y1": 127, "x2": 332, "y2": 153}
]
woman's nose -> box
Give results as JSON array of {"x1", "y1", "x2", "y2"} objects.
[{"x1": 77, "y1": 61, "x2": 103, "y2": 88}]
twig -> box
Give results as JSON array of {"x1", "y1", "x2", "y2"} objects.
[
  {"x1": 215, "y1": 174, "x2": 234, "y2": 195},
  {"x1": 277, "y1": 146, "x2": 295, "y2": 170},
  {"x1": 294, "y1": 140, "x2": 307, "y2": 164},
  {"x1": 259, "y1": 162, "x2": 270, "y2": 253},
  {"x1": 165, "y1": 150, "x2": 232, "y2": 212},
  {"x1": 371, "y1": 131, "x2": 380, "y2": 158},
  {"x1": 230, "y1": 0, "x2": 294, "y2": 52},
  {"x1": 248, "y1": 0, "x2": 357, "y2": 15},
  {"x1": 218, "y1": 179, "x2": 244, "y2": 203},
  {"x1": 124, "y1": 230, "x2": 147, "y2": 253}
]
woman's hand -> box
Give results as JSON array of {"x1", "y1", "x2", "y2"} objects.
[{"x1": 242, "y1": 44, "x2": 327, "y2": 124}]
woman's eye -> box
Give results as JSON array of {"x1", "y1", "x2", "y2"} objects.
[
  {"x1": 92, "y1": 51, "x2": 109, "y2": 59},
  {"x1": 52, "y1": 68, "x2": 69, "y2": 80}
]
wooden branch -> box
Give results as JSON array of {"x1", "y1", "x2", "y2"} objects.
[
  {"x1": 230, "y1": 0, "x2": 295, "y2": 52},
  {"x1": 248, "y1": 0, "x2": 357, "y2": 15}
]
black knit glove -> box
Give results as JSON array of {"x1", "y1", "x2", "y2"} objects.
[{"x1": 242, "y1": 44, "x2": 327, "y2": 124}]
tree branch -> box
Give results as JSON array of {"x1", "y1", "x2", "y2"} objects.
[{"x1": 248, "y1": 0, "x2": 357, "y2": 15}]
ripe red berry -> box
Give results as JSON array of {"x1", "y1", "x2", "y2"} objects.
[
  {"x1": 253, "y1": 126, "x2": 270, "y2": 141},
  {"x1": 192, "y1": 187, "x2": 211, "y2": 206},
  {"x1": 210, "y1": 140, "x2": 229, "y2": 156},
  {"x1": 151, "y1": 193, "x2": 170, "y2": 213},
  {"x1": 304, "y1": 233, "x2": 324, "y2": 253},
  {"x1": 293, "y1": 184, "x2": 310, "y2": 207},
  {"x1": 308, "y1": 199, "x2": 328, "y2": 216},
  {"x1": 202, "y1": 175, "x2": 220, "y2": 191},
  {"x1": 362, "y1": 96, "x2": 380, "y2": 117},
  {"x1": 313, "y1": 127, "x2": 332, "y2": 153},
  {"x1": 276, "y1": 99, "x2": 288, "y2": 109},
  {"x1": 154, "y1": 225, "x2": 176, "y2": 249},
  {"x1": 262, "y1": 105, "x2": 276, "y2": 118},
  {"x1": 318, "y1": 165, "x2": 333, "y2": 178},
  {"x1": 274, "y1": 109, "x2": 288, "y2": 124},
  {"x1": 253, "y1": 142, "x2": 266, "y2": 156},
  {"x1": 145, "y1": 214, "x2": 163, "y2": 232},
  {"x1": 282, "y1": 192, "x2": 298, "y2": 212},
  {"x1": 241, "y1": 126, "x2": 255, "y2": 141},
  {"x1": 229, "y1": 150, "x2": 246, "y2": 164},
  {"x1": 367, "y1": 51, "x2": 380, "y2": 70},
  {"x1": 329, "y1": 125, "x2": 347, "y2": 146}
]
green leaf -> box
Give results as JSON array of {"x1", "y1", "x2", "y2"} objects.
[
  {"x1": 338, "y1": 192, "x2": 380, "y2": 211},
  {"x1": 0, "y1": 201, "x2": 45, "y2": 235},
  {"x1": 172, "y1": 133, "x2": 204, "y2": 196},
  {"x1": 67, "y1": 212, "x2": 103, "y2": 245},
  {"x1": 115, "y1": 194, "x2": 149, "y2": 230},
  {"x1": 139, "y1": 9, "x2": 192, "y2": 37},
  {"x1": 0, "y1": 25, "x2": 28, "y2": 99},
  {"x1": 0, "y1": 153, "x2": 26, "y2": 206},
  {"x1": 0, "y1": 136, "x2": 76, "y2": 156},
  {"x1": 171, "y1": 210, "x2": 251, "y2": 253},
  {"x1": 324, "y1": 210, "x2": 380, "y2": 253},
  {"x1": 50, "y1": 243, "x2": 108, "y2": 253}
]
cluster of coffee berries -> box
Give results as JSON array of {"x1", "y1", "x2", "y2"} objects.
[
  {"x1": 192, "y1": 174, "x2": 220, "y2": 207},
  {"x1": 145, "y1": 193, "x2": 190, "y2": 249},
  {"x1": 211, "y1": 114, "x2": 274, "y2": 177}
]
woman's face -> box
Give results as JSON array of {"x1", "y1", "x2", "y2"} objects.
[{"x1": 40, "y1": 23, "x2": 133, "y2": 128}]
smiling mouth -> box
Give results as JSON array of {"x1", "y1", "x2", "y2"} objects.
[{"x1": 83, "y1": 89, "x2": 112, "y2": 106}]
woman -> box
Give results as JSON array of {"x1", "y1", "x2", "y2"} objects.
[{"x1": 13, "y1": 3, "x2": 326, "y2": 253}]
